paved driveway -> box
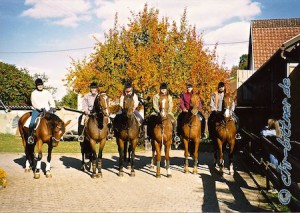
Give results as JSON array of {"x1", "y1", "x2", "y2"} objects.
[{"x1": 0, "y1": 150, "x2": 272, "y2": 212}]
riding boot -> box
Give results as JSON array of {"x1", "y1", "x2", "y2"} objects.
[{"x1": 198, "y1": 112, "x2": 207, "y2": 139}]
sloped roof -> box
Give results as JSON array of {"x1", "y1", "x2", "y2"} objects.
[{"x1": 251, "y1": 18, "x2": 300, "y2": 71}]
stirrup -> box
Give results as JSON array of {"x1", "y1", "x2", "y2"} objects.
[
  {"x1": 28, "y1": 136, "x2": 34, "y2": 144},
  {"x1": 235, "y1": 133, "x2": 242, "y2": 140},
  {"x1": 78, "y1": 135, "x2": 84, "y2": 143},
  {"x1": 173, "y1": 136, "x2": 181, "y2": 148}
]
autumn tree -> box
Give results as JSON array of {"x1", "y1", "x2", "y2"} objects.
[{"x1": 66, "y1": 4, "x2": 229, "y2": 114}]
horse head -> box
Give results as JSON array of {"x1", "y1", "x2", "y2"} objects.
[
  {"x1": 46, "y1": 113, "x2": 71, "y2": 146},
  {"x1": 222, "y1": 91, "x2": 236, "y2": 120},
  {"x1": 159, "y1": 94, "x2": 169, "y2": 119},
  {"x1": 94, "y1": 94, "x2": 110, "y2": 117},
  {"x1": 123, "y1": 94, "x2": 135, "y2": 118},
  {"x1": 190, "y1": 93, "x2": 200, "y2": 115}
]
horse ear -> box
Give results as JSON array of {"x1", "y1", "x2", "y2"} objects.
[{"x1": 64, "y1": 120, "x2": 71, "y2": 127}]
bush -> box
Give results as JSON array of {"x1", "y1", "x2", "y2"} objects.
[{"x1": 0, "y1": 168, "x2": 7, "y2": 188}]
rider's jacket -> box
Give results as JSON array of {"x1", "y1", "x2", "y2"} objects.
[
  {"x1": 152, "y1": 93, "x2": 173, "y2": 115},
  {"x1": 31, "y1": 89, "x2": 55, "y2": 111},
  {"x1": 82, "y1": 92, "x2": 98, "y2": 115},
  {"x1": 210, "y1": 91, "x2": 235, "y2": 112},
  {"x1": 119, "y1": 93, "x2": 139, "y2": 111},
  {"x1": 180, "y1": 92, "x2": 202, "y2": 111}
]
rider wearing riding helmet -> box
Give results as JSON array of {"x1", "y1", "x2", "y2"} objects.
[
  {"x1": 180, "y1": 83, "x2": 207, "y2": 139},
  {"x1": 78, "y1": 82, "x2": 98, "y2": 137},
  {"x1": 28, "y1": 78, "x2": 56, "y2": 144},
  {"x1": 152, "y1": 83, "x2": 180, "y2": 143},
  {"x1": 119, "y1": 82, "x2": 143, "y2": 124},
  {"x1": 208, "y1": 81, "x2": 241, "y2": 139}
]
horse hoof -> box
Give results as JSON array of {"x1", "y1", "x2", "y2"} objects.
[
  {"x1": 156, "y1": 174, "x2": 161, "y2": 178},
  {"x1": 96, "y1": 173, "x2": 102, "y2": 178},
  {"x1": 81, "y1": 166, "x2": 87, "y2": 172},
  {"x1": 130, "y1": 171, "x2": 135, "y2": 177},
  {"x1": 34, "y1": 173, "x2": 40, "y2": 179},
  {"x1": 150, "y1": 165, "x2": 154, "y2": 169},
  {"x1": 193, "y1": 169, "x2": 198, "y2": 174},
  {"x1": 184, "y1": 168, "x2": 189, "y2": 174},
  {"x1": 119, "y1": 171, "x2": 124, "y2": 177},
  {"x1": 25, "y1": 169, "x2": 31, "y2": 173},
  {"x1": 91, "y1": 173, "x2": 97, "y2": 179},
  {"x1": 46, "y1": 172, "x2": 52, "y2": 178},
  {"x1": 167, "y1": 174, "x2": 172, "y2": 178}
]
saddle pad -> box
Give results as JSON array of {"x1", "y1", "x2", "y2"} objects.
[{"x1": 24, "y1": 116, "x2": 41, "y2": 130}]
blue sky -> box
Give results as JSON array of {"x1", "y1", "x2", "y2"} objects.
[{"x1": 0, "y1": 0, "x2": 299, "y2": 100}]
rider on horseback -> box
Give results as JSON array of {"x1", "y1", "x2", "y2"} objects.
[
  {"x1": 179, "y1": 83, "x2": 207, "y2": 139},
  {"x1": 152, "y1": 83, "x2": 180, "y2": 143},
  {"x1": 78, "y1": 82, "x2": 98, "y2": 137},
  {"x1": 119, "y1": 82, "x2": 143, "y2": 124},
  {"x1": 28, "y1": 78, "x2": 56, "y2": 144},
  {"x1": 208, "y1": 81, "x2": 241, "y2": 140}
]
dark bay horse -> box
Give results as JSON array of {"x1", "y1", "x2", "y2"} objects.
[
  {"x1": 114, "y1": 94, "x2": 139, "y2": 177},
  {"x1": 211, "y1": 92, "x2": 237, "y2": 175},
  {"x1": 177, "y1": 93, "x2": 201, "y2": 174},
  {"x1": 81, "y1": 93, "x2": 110, "y2": 178},
  {"x1": 18, "y1": 112, "x2": 71, "y2": 179},
  {"x1": 148, "y1": 94, "x2": 173, "y2": 178}
]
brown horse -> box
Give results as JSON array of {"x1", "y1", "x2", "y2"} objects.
[
  {"x1": 18, "y1": 112, "x2": 71, "y2": 179},
  {"x1": 148, "y1": 94, "x2": 173, "y2": 178},
  {"x1": 114, "y1": 94, "x2": 139, "y2": 177},
  {"x1": 211, "y1": 92, "x2": 237, "y2": 175},
  {"x1": 178, "y1": 93, "x2": 201, "y2": 174},
  {"x1": 81, "y1": 93, "x2": 110, "y2": 178}
]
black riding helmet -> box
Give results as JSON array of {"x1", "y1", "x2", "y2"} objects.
[
  {"x1": 35, "y1": 78, "x2": 43, "y2": 86},
  {"x1": 90, "y1": 82, "x2": 98, "y2": 89},
  {"x1": 125, "y1": 82, "x2": 132, "y2": 89},
  {"x1": 160, "y1": 83, "x2": 168, "y2": 89},
  {"x1": 218, "y1": 82, "x2": 225, "y2": 88}
]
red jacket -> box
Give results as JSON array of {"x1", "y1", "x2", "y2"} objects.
[{"x1": 180, "y1": 92, "x2": 202, "y2": 111}]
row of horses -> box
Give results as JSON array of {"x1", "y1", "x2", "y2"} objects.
[{"x1": 18, "y1": 92, "x2": 237, "y2": 179}]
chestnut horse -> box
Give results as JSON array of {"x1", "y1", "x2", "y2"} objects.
[
  {"x1": 148, "y1": 94, "x2": 173, "y2": 178},
  {"x1": 18, "y1": 112, "x2": 71, "y2": 179},
  {"x1": 114, "y1": 94, "x2": 139, "y2": 177},
  {"x1": 81, "y1": 93, "x2": 110, "y2": 178},
  {"x1": 211, "y1": 92, "x2": 237, "y2": 175},
  {"x1": 177, "y1": 93, "x2": 201, "y2": 174}
]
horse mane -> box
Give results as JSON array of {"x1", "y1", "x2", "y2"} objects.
[{"x1": 45, "y1": 112, "x2": 63, "y2": 123}]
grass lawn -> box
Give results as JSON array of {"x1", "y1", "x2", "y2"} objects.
[{"x1": 0, "y1": 133, "x2": 144, "y2": 154}]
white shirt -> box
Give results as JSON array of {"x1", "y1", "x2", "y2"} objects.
[{"x1": 31, "y1": 89, "x2": 55, "y2": 111}]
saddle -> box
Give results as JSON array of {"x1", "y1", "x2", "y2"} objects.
[{"x1": 23, "y1": 114, "x2": 43, "y2": 130}]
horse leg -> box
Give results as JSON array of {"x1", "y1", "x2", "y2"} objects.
[
  {"x1": 165, "y1": 141, "x2": 172, "y2": 178},
  {"x1": 90, "y1": 140, "x2": 97, "y2": 179},
  {"x1": 213, "y1": 138, "x2": 218, "y2": 167},
  {"x1": 25, "y1": 144, "x2": 33, "y2": 173},
  {"x1": 45, "y1": 145, "x2": 53, "y2": 178},
  {"x1": 130, "y1": 139, "x2": 137, "y2": 177},
  {"x1": 183, "y1": 138, "x2": 189, "y2": 173},
  {"x1": 123, "y1": 140, "x2": 129, "y2": 168},
  {"x1": 34, "y1": 140, "x2": 43, "y2": 179},
  {"x1": 117, "y1": 138, "x2": 125, "y2": 177},
  {"x1": 97, "y1": 139, "x2": 106, "y2": 178},
  {"x1": 154, "y1": 140, "x2": 161, "y2": 178},
  {"x1": 80, "y1": 140, "x2": 87, "y2": 172},
  {"x1": 228, "y1": 139, "x2": 235, "y2": 175},
  {"x1": 150, "y1": 140, "x2": 155, "y2": 169},
  {"x1": 193, "y1": 140, "x2": 200, "y2": 174},
  {"x1": 217, "y1": 138, "x2": 224, "y2": 175}
]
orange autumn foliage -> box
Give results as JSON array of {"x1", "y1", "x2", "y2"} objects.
[{"x1": 66, "y1": 4, "x2": 229, "y2": 114}]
